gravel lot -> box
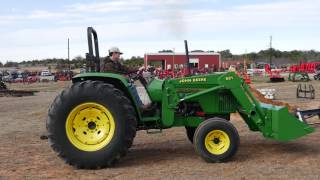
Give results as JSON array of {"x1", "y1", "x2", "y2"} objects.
[{"x1": 0, "y1": 80, "x2": 320, "y2": 179}]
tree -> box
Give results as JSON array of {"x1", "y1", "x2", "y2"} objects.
[
  {"x1": 124, "y1": 56, "x2": 144, "y2": 68},
  {"x1": 0, "y1": 61, "x2": 3, "y2": 67},
  {"x1": 72, "y1": 56, "x2": 86, "y2": 68},
  {"x1": 158, "y1": 50, "x2": 173, "y2": 53},
  {"x1": 290, "y1": 50, "x2": 302, "y2": 62},
  {"x1": 247, "y1": 52, "x2": 258, "y2": 61},
  {"x1": 4, "y1": 61, "x2": 19, "y2": 67},
  {"x1": 218, "y1": 49, "x2": 233, "y2": 59},
  {"x1": 191, "y1": 50, "x2": 204, "y2": 53}
]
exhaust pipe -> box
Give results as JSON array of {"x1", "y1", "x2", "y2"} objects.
[{"x1": 184, "y1": 40, "x2": 191, "y2": 76}]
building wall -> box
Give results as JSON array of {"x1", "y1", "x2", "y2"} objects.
[{"x1": 144, "y1": 53, "x2": 221, "y2": 71}]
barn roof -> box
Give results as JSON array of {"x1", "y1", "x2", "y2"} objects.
[{"x1": 145, "y1": 52, "x2": 220, "y2": 56}]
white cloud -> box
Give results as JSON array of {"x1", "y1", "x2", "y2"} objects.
[
  {"x1": 186, "y1": 0, "x2": 320, "y2": 29},
  {"x1": 65, "y1": 0, "x2": 189, "y2": 13},
  {"x1": 27, "y1": 10, "x2": 69, "y2": 19},
  {"x1": 66, "y1": 1, "x2": 141, "y2": 13},
  {"x1": 0, "y1": 0, "x2": 319, "y2": 63},
  {"x1": 0, "y1": 15, "x2": 23, "y2": 25}
]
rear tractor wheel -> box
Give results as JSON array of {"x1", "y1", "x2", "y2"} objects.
[
  {"x1": 194, "y1": 118, "x2": 239, "y2": 163},
  {"x1": 47, "y1": 80, "x2": 137, "y2": 169}
]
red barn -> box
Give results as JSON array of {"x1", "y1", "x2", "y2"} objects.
[{"x1": 144, "y1": 52, "x2": 221, "y2": 71}]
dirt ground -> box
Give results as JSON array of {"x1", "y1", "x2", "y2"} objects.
[{"x1": 1, "y1": 80, "x2": 320, "y2": 179}]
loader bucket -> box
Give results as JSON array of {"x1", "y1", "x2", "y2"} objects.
[{"x1": 261, "y1": 103, "x2": 315, "y2": 142}]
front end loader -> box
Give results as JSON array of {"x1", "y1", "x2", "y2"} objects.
[{"x1": 46, "y1": 27, "x2": 320, "y2": 169}]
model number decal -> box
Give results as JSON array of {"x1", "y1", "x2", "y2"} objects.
[
  {"x1": 225, "y1": 76, "x2": 234, "y2": 81},
  {"x1": 179, "y1": 78, "x2": 207, "y2": 83}
]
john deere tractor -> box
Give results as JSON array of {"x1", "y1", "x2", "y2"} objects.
[{"x1": 47, "y1": 27, "x2": 320, "y2": 169}]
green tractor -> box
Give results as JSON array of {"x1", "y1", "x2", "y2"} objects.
[{"x1": 47, "y1": 27, "x2": 319, "y2": 169}]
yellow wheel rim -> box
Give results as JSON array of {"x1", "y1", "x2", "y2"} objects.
[
  {"x1": 65, "y1": 102, "x2": 115, "y2": 152},
  {"x1": 204, "y1": 130, "x2": 230, "y2": 155}
]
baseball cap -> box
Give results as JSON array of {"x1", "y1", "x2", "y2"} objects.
[{"x1": 109, "y1": 47, "x2": 123, "y2": 54}]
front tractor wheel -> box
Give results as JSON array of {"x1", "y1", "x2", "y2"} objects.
[
  {"x1": 194, "y1": 118, "x2": 239, "y2": 163},
  {"x1": 47, "y1": 80, "x2": 137, "y2": 169}
]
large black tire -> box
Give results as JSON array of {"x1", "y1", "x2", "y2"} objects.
[
  {"x1": 194, "y1": 118, "x2": 239, "y2": 163},
  {"x1": 186, "y1": 115, "x2": 230, "y2": 144},
  {"x1": 47, "y1": 80, "x2": 137, "y2": 169},
  {"x1": 185, "y1": 127, "x2": 196, "y2": 143}
]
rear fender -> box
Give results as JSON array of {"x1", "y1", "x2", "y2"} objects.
[{"x1": 72, "y1": 73, "x2": 142, "y2": 120}]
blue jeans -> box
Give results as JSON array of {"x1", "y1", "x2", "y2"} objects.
[{"x1": 129, "y1": 83, "x2": 143, "y2": 107}]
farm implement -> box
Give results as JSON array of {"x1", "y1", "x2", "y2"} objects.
[
  {"x1": 46, "y1": 27, "x2": 320, "y2": 169},
  {"x1": 288, "y1": 72, "x2": 310, "y2": 82},
  {"x1": 296, "y1": 84, "x2": 315, "y2": 99},
  {"x1": 314, "y1": 65, "x2": 320, "y2": 80},
  {"x1": 265, "y1": 64, "x2": 285, "y2": 82},
  {"x1": 289, "y1": 62, "x2": 320, "y2": 82},
  {"x1": 0, "y1": 81, "x2": 38, "y2": 97}
]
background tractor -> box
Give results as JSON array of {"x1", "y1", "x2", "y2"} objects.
[{"x1": 47, "y1": 27, "x2": 320, "y2": 169}]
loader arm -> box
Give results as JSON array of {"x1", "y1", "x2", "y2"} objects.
[
  {"x1": 169, "y1": 72, "x2": 314, "y2": 142},
  {"x1": 219, "y1": 72, "x2": 315, "y2": 141}
]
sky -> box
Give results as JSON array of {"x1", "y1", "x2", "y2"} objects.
[{"x1": 0, "y1": 0, "x2": 319, "y2": 63}]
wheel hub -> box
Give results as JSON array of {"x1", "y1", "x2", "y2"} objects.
[
  {"x1": 88, "y1": 121, "x2": 96, "y2": 130},
  {"x1": 213, "y1": 138, "x2": 220, "y2": 144},
  {"x1": 205, "y1": 130, "x2": 230, "y2": 155},
  {"x1": 65, "y1": 102, "x2": 115, "y2": 152}
]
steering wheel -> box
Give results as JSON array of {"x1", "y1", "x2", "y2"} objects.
[
  {"x1": 128, "y1": 73, "x2": 140, "y2": 81},
  {"x1": 128, "y1": 72, "x2": 149, "y2": 87}
]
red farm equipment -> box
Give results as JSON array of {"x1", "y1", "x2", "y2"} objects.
[
  {"x1": 265, "y1": 64, "x2": 285, "y2": 82},
  {"x1": 288, "y1": 62, "x2": 320, "y2": 82},
  {"x1": 55, "y1": 71, "x2": 74, "y2": 81}
]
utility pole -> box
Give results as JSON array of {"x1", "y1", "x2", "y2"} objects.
[
  {"x1": 269, "y1": 36, "x2": 272, "y2": 65},
  {"x1": 68, "y1": 38, "x2": 70, "y2": 70},
  {"x1": 244, "y1": 49, "x2": 247, "y2": 72},
  {"x1": 173, "y1": 48, "x2": 175, "y2": 72}
]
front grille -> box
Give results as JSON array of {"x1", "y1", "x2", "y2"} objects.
[{"x1": 218, "y1": 93, "x2": 238, "y2": 112}]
